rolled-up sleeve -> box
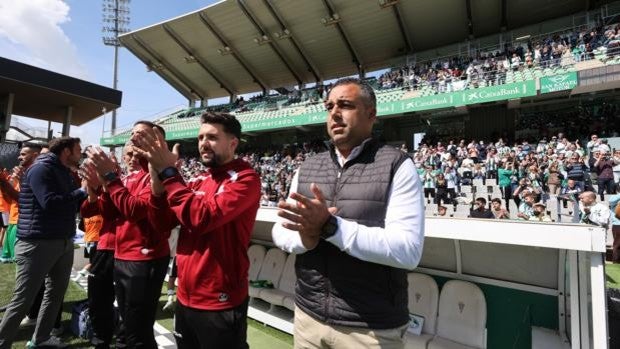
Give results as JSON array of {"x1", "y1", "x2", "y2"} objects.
[{"x1": 271, "y1": 171, "x2": 308, "y2": 254}]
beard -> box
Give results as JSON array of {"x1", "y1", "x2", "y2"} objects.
[{"x1": 200, "y1": 151, "x2": 221, "y2": 168}]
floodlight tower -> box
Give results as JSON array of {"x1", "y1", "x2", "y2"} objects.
[{"x1": 102, "y1": 0, "x2": 130, "y2": 146}]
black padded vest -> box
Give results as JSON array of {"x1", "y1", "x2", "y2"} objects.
[{"x1": 295, "y1": 139, "x2": 410, "y2": 329}]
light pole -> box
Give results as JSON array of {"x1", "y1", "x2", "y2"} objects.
[{"x1": 102, "y1": 0, "x2": 130, "y2": 149}]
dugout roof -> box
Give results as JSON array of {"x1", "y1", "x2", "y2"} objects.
[
  {"x1": 0, "y1": 57, "x2": 122, "y2": 126},
  {"x1": 120, "y1": 0, "x2": 594, "y2": 100}
]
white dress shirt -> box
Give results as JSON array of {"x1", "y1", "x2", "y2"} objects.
[{"x1": 271, "y1": 143, "x2": 425, "y2": 270}]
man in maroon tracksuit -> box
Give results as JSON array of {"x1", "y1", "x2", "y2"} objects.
[
  {"x1": 81, "y1": 145, "x2": 140, "y2": 348},
  {"x1": 88, "y1": 121, "x2": 173, "y2": 348},
  {"x1": 132, "y1": 112, "x2": 261, "y2": 348}
]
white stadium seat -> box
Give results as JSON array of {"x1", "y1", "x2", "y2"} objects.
[
  {"x1": 259, "y1": 253, "x2": 296, "y2": 311},
  {"x1": 405, "y1": 273, "x2": 439, "y2": 349},
  {"x1": 249, "y1": 248, "x2": 287, "y2": 298},
  {"x1": 248, "y1": 244, "x2": 267, "y2": 281},
  {"x1": 427, "y1": 280, "x2": 487, "y2": 349}
]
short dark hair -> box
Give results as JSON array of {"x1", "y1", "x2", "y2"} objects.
[
  {"x1": 328, "y1": 77, "x2": 376, "y2": 108},
  {"x1": 201, "y1": 112, "x2": 242, "y2": 139},
  {"x1": 476, "y1": 197, "x2": 487, "y2": 205},
  {"x1": 49, "y1": 137, "x2": 81, "y2": 155},
  {"x1": 22, "y1": 143, "x2": 42, "y2": 153},
  {"x1": 491, "y1": 198, "x2": 502, "y2": 204},
  {"x1": 133, "y1": 120, "x2": 166, "y2": 138}
]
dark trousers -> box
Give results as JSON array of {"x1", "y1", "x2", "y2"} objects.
[
  {"x1": 423, "y1": 188, "x2": 435, "y2": 202},
  {"x1": 510, "y1": 184, "x2": 522, "y2": 208},
  {"x1": 447, "y1": 188, "x2": 457, "y2": 204},
  {"x1": 174, "y1": 298, "x2": 249, "y2": 349},
  {"x1": 501, "y1": 186, "x2": 512, "y2": 210},
  {"x1": 598, "y1": 177, "x2": 616, "y2": 201},
  {"x1": 613, "y1": 225, "x2": 620, "y2": 263},
  {"x1": 114, "y1": 256, "x2": 168, "y2": 349},
  {"x1": 89, "y1": 249, "x2": 117, "y2": 348},
  {"x1": 435, "y1": 189, "x2": 449, "y2": 205},
  {"x1": 28, "y1": 286, "x2": 62, "y2": 328}
]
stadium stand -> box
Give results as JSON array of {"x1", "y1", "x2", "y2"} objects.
[
  {"x1": 165, "y1": 122, "x2": 617, "y2": 227},
  {"x1": 96, "y1": 18, "x2": 620, "y2": 142}
]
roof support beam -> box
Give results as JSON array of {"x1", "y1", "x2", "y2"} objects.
[
  {"x1": 390, "y1": 2, "x2": 413, "y2": 53},
  {"x1": 465, "y1": 0, "x2": 474, "y2": 39},
  {"x1": 62, "y1": 106, "x2": 72, "y2": 136},
  {"x1": 197, "y1": 12, "x2": 268, "y2": 93},
  {"x1": 124, "y1": 37, "x2": 194, "y2": 101},
  {"x1": 161, "y1": 24, "x2": 234, "y2": 96},
  {"x1": 130, "y1": 35, "x2": 205, "y2": 101},
  {"x1": 0, "y1": 93, "x2": 14, "y2": 143},
  {"x1": 236, "y1": 0, "x2": 303, "y2": 86},
  {"x1": 320, "y1": 0, "x2": 363, "y2": 76},
  {"x1": 262, "y1": 0, "x2": 322, "y2": 82}
]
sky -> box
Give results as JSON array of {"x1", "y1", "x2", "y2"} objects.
[{"x1": 0, "y1": 0, "x2": 218, "y2": 146}]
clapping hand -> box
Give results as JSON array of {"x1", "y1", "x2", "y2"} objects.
[
  {"x1": 87, "y1": 147, "x2": 118, "y2": 177},
  {"x1": 277, "y1": 183, "x2": 337, "y2": 250},
  {"x1": 131, "y1": 127, "x2": 179, "y2": 173}
]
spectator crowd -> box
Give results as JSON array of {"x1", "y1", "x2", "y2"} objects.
[
  {"x1": 173, "y1": 20, "x2": 620, "y2": 130},
  {"x1": 198, "y1": 133, "x2": 620, "y2": 229},
  {"x1": 377, "y1": 21, "x2": 620, "y2": 93}
]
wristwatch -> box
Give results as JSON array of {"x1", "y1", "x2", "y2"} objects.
[
  {"x1": 320, "y1": 215, "x2": 338, "y2": 240},
  {"x1": 158, "y1": 166, "x2": 179, "y2": 181},
  {"x1": 102, "y1": 171, "x2": 118, "y2": 182}
]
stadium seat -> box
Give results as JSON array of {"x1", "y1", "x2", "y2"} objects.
[
  {"x1": 473, "y1": 185, "x2": 486, "y2": 195},
  {"x1": 489, "y1": 192, "x2": 503, "y2": 201},
  {"x1": 508, "y1": 200, "x2": 518, "y2": 214},
  {"x1": 425, "y1": 204, "x2": 436, "y2": 216},
  {"x1": 427, "y1": 280, "x2": 487, "y2": 349},
  {"x1": 249, "y1": 248, "x2": 287, "y2": 298},
  {"x1": 453, "y1": 206, "x2": 471, "y2": 218},
  {"x1": 405, "y1": 273, "x2": 439, "y2": 349},
  {"x1": 259, "y1": 253, "x2": 296, "y2": 311},
  {"x1": 248, "y1": 244, "x2": 267, "y2": 282}
]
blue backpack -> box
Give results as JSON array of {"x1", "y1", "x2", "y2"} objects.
[{"x1": 70, "y1": 300, "x2": 92, "y2": 339}]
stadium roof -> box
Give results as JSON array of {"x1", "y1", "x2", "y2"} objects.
[
  {"x1": 120, "y1": 0, "x2": 595, "y2": 101},
  {"x1": 0, "y1": 57, "x2": 122, "y2": 126}
]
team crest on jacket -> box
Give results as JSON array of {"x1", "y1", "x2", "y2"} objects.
[
  {"x1": 218, "y1": 293, "x2": 229, "y2": 302},
  {"x1": 227, "y1": 170, "x2": 238, "y2": 182}
]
